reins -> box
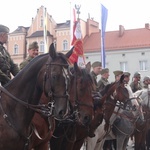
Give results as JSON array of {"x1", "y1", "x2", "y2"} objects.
[{"x1": 0, "y1": 85, "x2": 52, "y2": 116}]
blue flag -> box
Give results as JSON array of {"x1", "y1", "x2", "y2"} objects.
[{"x1": 101, "y1": 4, "x2": 108, "y2": 68}]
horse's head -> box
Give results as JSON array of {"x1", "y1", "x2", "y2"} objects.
[
  {"x1": 102, "y1": 74, "x2": 130, "y2": 130},
  {"x1": 37, "y1": 43, "x2": 72, "y2": 120},
  {"x1": 69, "y1": 62, "x2": 95, "y2": 126}
]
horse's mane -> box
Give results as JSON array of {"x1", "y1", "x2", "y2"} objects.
[
  {"x1": 80, "y1": 68, "x2": 93, "y2": 85},
  {"x1": 4, "y1": 53, "x2": 49, "y2": 87},
  {"x1": 100, "y1": 82, "x2": 115, "y2": 96}
]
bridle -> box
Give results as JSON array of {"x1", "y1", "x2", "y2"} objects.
[
  {"x1": 43, "y1": 61, "x2": 71, "y2": 120},
  {"x1": 0, "y1": 58, "x2": 71, "y2": 149},
  {"x1": 69, "y1": 69, "x2": 94, "y2": 123}
]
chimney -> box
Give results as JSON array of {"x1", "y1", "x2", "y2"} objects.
[
  {"x1": 119, "y1": 25, "x2": 125, "y2": 37},
  {"x1": 145, "y1": 23, "x2": 150, "y2": 29}
]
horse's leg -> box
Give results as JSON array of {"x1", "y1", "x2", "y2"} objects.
[
  {"x1": 134, "y1": 130, "x2": 147, "y2": 150},
  {"x1": 94, "y1": 139, "x2": 105, "y2": 150},
  {"x1": 86, "y1": 136, "x2": 99, "y2": 150},
  {"x1": 116, "y1": 134, "x2": 126, "y2": 150}
]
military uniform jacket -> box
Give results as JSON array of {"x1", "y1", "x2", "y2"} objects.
[
  {"x1": 98, "y1": 77, "x2": 109, "y2": 91},
  {"x1": 20, "y1": 56, "x2": 33, "y2": 70},
  {"x1": 90, "y1": 71, "x2": 99, "y2": 91},
  {"x1": 130, "y1": 81, "x2": 142, "y2": 92},
  {"x1": 0, "y1": 42, "x2": 19, "y2": 85}
]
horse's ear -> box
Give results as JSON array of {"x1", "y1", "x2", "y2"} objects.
[
  {"x1": 86, "y1": 62, "x2": 91, "y2": 73},
  {"x1": 74, "y1": 62, "x2": 81, "y2": 75},
  {"x1": 65, "y1": 46, "x2": 74, "y2": 58},
  {"x1": 49, "y1": 43, "x2": 57, "y2": 59},
  {"x1": 120, "y1": 74, "x2": 125, "y2": 83}
]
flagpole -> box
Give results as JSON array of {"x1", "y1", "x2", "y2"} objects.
[
  {"x1": 43, "y1": 7, "x2": 48, "y2": 53},
  {"x1": 101, "y1": 4, "x2": 108, "y2": 69}
]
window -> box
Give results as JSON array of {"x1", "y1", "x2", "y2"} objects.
[
  {"x1": 139, "y1": 60, "x2": 148, "y2": 71},
  {"x1": 14, "y1": 44, "x2": 19, "y2": 54},
  {"x1": 120, "y1": 62, "x2": 127, "y2": 71},
  {"x1": 39, "y1": 41, "x2": 44, "y2": 53},
  {"x1": 63, "y1": 40, "x2": 68, "y2": 51}
]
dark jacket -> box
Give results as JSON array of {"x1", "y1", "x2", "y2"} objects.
[
  {"x1": 90, "y1": 71, "x2": 99, "y2": 91},
  {"x1": 98, "y1": 77, "x2": 109, "y2": 91},
  {"x1": 20, "y1": 56, "x2": 33, "y2": 70},
  {"x1": 0, "y1": 43, "x2": 19, "y2": 85},
  {"x1": 130, "y1": 81, "x2": 142, "y2": 92}
]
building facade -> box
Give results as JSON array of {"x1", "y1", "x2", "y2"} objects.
[{"x1": 7, "y1": 6, "x2": 150, "y2": 82}]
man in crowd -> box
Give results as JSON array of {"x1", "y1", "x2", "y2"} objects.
[
  {"x1": 130, "y1": 72, "x2": 142, "y2": 92},
  {"x1": 90, "y1": 61, "x2": 102, "y2": 91},
  {"x1": 113, "y1": 70, "x2": 123, "y2": 82},
  {"x1": 123, "y1": 71, "x2": 131, "y2": 84},
  {"x1": 98, "y1": 68, "x2": 109, "y2": 91},
  {"x1": 20, "y1": 41, "x2": 39, "y2": 69},
  {"x1": 0, "y1": 24, "x2": 19, "y2": 86},
  {"x1": 142, "y1": 76, "x2": 150, "y2": 89}
]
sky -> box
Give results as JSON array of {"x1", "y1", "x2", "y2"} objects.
[{"x1": 1, "y1": 0, "x2": 150, "y2": 32}]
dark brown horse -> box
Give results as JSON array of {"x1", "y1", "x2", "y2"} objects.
[
  {"x1": 0, "y1": 43, "x2": 72, "y2": 150},
  {"x1": 28, "y1": 44, "x2": 74, "y2": 150},
  {"x1": 50, "y1": 75, "x2": 130, "y2": 150},
  {"x1": 50, "y1": 62, "x2": 95, "y2": 150}
]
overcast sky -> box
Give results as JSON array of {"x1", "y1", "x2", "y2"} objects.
[{"x1": 1, "y1": 0, "x2": 150, "y2": 32}]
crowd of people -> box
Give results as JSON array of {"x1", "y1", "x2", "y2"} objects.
[{"x1": 90, "y1": 61, "x2": 150, "y2": 93}]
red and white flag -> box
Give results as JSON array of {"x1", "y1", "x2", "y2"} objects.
[{"x1": 69, "y1": 5, "x2": 85, "y2": 67}]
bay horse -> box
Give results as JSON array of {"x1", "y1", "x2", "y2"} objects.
[
  {"x1": 85, "y1": 84, "x2": 144, "y2": 150},
  {"x1": 28, "y1": 43, "x2": 74, "y2": 150},
  {"x1": 50, "y1": 62, "x2": 95, "y2": 150},
  {"x1": 51, "y1": 75, "x2": 130, "y2": 150},
  {"x1": 0, "y1": 43, "x2": 72, "y2": 150}
]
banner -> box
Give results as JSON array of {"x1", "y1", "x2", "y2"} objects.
[
  {"x1": 69, "y1": 5, "x2": 85, "y2": 67},
  {"x1": 101, "y1": 4, "x2": 108, "y2": 68}
]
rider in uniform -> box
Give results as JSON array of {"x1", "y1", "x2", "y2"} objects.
[
  {"x1": 0, "y1": 24, "x2": 19, "y2": 86},
  {"x1": 130, "y1": 72, "x2": 142, "y2": 92},
  {"x1": 142, "y1": 76, "x2": 150, "y2": 89},
  {"x1": 90, "y1": 61, "x2": 102, "y2": 91},
  {"x1": 20, "y1": 41, "x2": 39, "y2": 69},
  {"x1": 98, "y1": 68, "x2": 109, "y2": 91}
]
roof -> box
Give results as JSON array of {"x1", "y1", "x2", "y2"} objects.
[
  {"x1": 10, "y1": 26, "x2": 29, "y2": 34},
  {"x1": 83, "y1": 27, "x2": 150, "y2": 53},
  {"x1": 56, "y1": 20, "x2": 70, "y2": 29},
  {"x1": 27, "y1": 30, "x2": 52, "y2": 38}
]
